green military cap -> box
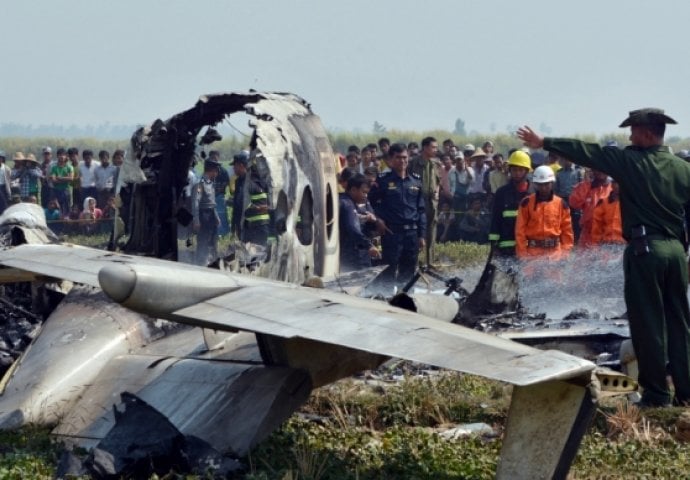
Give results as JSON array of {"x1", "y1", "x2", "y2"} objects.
[{"x1": 619, "y1": 108, "x2": 677, "y2": 128}]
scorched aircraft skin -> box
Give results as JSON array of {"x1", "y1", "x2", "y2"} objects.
[{"x1": 0, "y1": 92, "x2": 634, "y2": 480}]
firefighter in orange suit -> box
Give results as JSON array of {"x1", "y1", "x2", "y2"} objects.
[
  {"x1": 569, "y1": 169, "x2": 612, "y2": 247},
  {"x1": 591, "y1": 180, "x2": 624, "y2": 245},
  {"x1": 516, "y1": 165, "x2": 574, "y2": 259}
]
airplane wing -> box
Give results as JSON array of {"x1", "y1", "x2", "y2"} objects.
[
  {"x1": 172, "y1": 286, "x2": 593, "y2": 386},
  {"x1": 0, "y1": 243, "x2": 595, "y2": 387},
  {"x1": 0, "y1": 243, "x2": 202, "y2": 287}
]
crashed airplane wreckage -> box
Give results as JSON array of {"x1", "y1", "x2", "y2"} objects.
[{"x1": 0, "y1": 92, "x2": 635, "y2": 479}]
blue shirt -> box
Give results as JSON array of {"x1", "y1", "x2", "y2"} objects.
[
  {"x1": 339, "y1": 194, "x2": 375, "y2": 270},
  {"x1": 368, "y1": 171, "x2": 426, "y2": 238}
]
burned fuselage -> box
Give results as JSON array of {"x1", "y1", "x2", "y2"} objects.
[{"x1": 121, "y1": 92, "x2": 339, "y2": 282}]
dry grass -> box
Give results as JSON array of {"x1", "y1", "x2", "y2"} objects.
[
  {"x1": 602, "y1": 401, "x2": 669, "y2": 443},
  {"x1": 292, "y1": 441, "x2": 330, "y2": 480}
]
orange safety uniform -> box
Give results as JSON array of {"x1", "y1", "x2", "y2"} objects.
[
  {"x1": 515, "y1": 192, "x2": 574, "y2": 258},
  {"x1": 568, "y1": 180, "x2": 612, "y2": 247},
  {"x1": 591, "y1": 194, "x2": 624, "y2": 244}
]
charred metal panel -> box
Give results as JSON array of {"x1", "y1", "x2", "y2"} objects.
[
  {"x1": 126, "y1": 93, "x2": 263, "y2": 259},
  {"x1": 54, "y1": 354, "x2": 311, "y2": 456},
  {"x1": 258, "y1": 335, "x2": 388, "y2": 388},
  {"x1": 0, "y1": 286, "x2": 158, "y2": 429},
  {"x1": 125, "y1": 92, "x2": 339, "y2": 282}
]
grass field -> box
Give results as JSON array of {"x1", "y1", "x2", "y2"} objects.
[{"x1": 2, "y1": 373, "x2": 690, "y2": 479}]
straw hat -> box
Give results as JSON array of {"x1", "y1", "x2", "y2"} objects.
[
  {"x1": 12, "y1": 152, "x2": 25, "y2": 162},
  {"x1": 25, "y1": 153, "x2": 39, "y2": 165}
]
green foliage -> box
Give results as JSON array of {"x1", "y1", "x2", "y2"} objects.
[
  {"x1": 5, "y1": 129, "x2": 690, "y2": 165},
  {"x1": 245, "y1": 419, "x2": 500, "y2": 480},
  {"x1": 306, "y1": 372, "x2": 509, "y2": 431},
  {"x1": 0, "y1": 426, "x2": 61, "y2": 479},
  {"x1": 435, "y1": 241, "x2": 491, "y2": 269},
  {"x1": 60, "y1": 232, "x2": 111, "y2": 248},
  {"x1": 0, "y1": 137, "x2": 128, "y2": 157},
  {"x1": 572, "y1": 434, "x2": 690, "y2": 478}
]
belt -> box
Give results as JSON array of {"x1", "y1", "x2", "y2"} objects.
[
  {"x1": 527, "y1": 238, "x2": 559, "y2": 248},
  {"x1": 388, "y1": 223, "x2": 418, "y2": 232},
  {"x1": 646, "y1": 233, "x2": 676, "y2": 241}
]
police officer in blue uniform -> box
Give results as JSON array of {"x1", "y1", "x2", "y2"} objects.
[
  {"x1": 193, "y1": 159, "x2": 221, "y2": 265},
  {"x1": 368, "y1": 143, "x2": 426, "y2": 288}
]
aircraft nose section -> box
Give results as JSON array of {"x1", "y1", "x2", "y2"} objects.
[{"x1": 99, "y1": 264, "x2": 137, "y2": 303}]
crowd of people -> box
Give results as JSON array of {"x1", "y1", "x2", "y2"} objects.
[
  {"x1": 0, "y1": 147, "x2": 120, "y2": 234},
  {"x1": 335, "y1": 135, "x2": 647, "y2": 278}
]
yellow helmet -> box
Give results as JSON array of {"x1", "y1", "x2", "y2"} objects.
[{"x1": 507, "y1": 150, "x2": 532, "y2": 171}]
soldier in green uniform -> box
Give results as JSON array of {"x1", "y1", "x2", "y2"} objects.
[{"x1": 518, "y1": 108, "x2": 690, "y2": 407}]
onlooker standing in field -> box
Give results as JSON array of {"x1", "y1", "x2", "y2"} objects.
[
  {"x1": 449, "y1": 153, "x2": 474, "y2": 214},
  {"x1": 407, "y1": 136, "x2": 441, "y2": 265},
  {"x1": 488, "y1": 154, "x2": 508, "y2": 192},
  {"x1": 377, "y1": 137, "x2": 391, "y2": 161},
  {"x1": 40, "y1": 146, "x2": 55, "y2": 207},
  {"x1": 79, "y1": 149, "x2": 99, "y2": 203},
  {"x1": 13, "y1": 153, "x2": 43, "y2": 202},
  {"x1": 438, "y1": 152, "x2": 454, "y2": 204},
  {"x1": 468, "y1": 148, "x2": 489, "y2": 205},
  {"x1": 68, "y1": 147, "x2": 81, "y2": 208},
  {"x1": 49, "y1": 149, "x2": 74, "y2": 216},
  {"x1": 360, "y1": 146, "x2": 375, "y2": 173},
  {"x1": 0, "y1": 150, "x2": 11, "y2": 213},
  {"x1": 482, "y1": 140, "x2": 495, "y2": 157},
  {"x1": 94, "y1": 150, "x2": 117, "y2": 208}
]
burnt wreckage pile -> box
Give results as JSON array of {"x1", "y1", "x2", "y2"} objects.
[
  {"x1": 0, "y1": 204, "x2": 62, "y2": 377},
  {"x1": 0, "y1": 284, "x2": 41, "y2": 376}
]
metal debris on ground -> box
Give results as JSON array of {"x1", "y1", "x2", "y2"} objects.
[{"x1": 438, "y1": 423, "x2": 497, "y2": 440}]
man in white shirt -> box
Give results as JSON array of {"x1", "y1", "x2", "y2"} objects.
[
  {"x1": 449, "y1": 154, "x2": 475, "y2": 213},
  {"x1": 94, "y1": 150, "x2": 117, "y2": 208},
  {"x1": 79, "y1": 149, "x2": 100, "y2": 203}
]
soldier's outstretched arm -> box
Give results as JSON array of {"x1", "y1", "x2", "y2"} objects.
[{"x1": 517, "y1": 126, "x2": 544, "y2": 149}]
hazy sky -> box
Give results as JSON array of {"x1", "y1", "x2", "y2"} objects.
[{"x1": 2, "y1": 0, "x2": 689, "y2": 137}]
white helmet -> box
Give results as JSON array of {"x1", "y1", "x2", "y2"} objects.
[{"x1": 532, "y1": 165, "x2": 555, "y2": 184}]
